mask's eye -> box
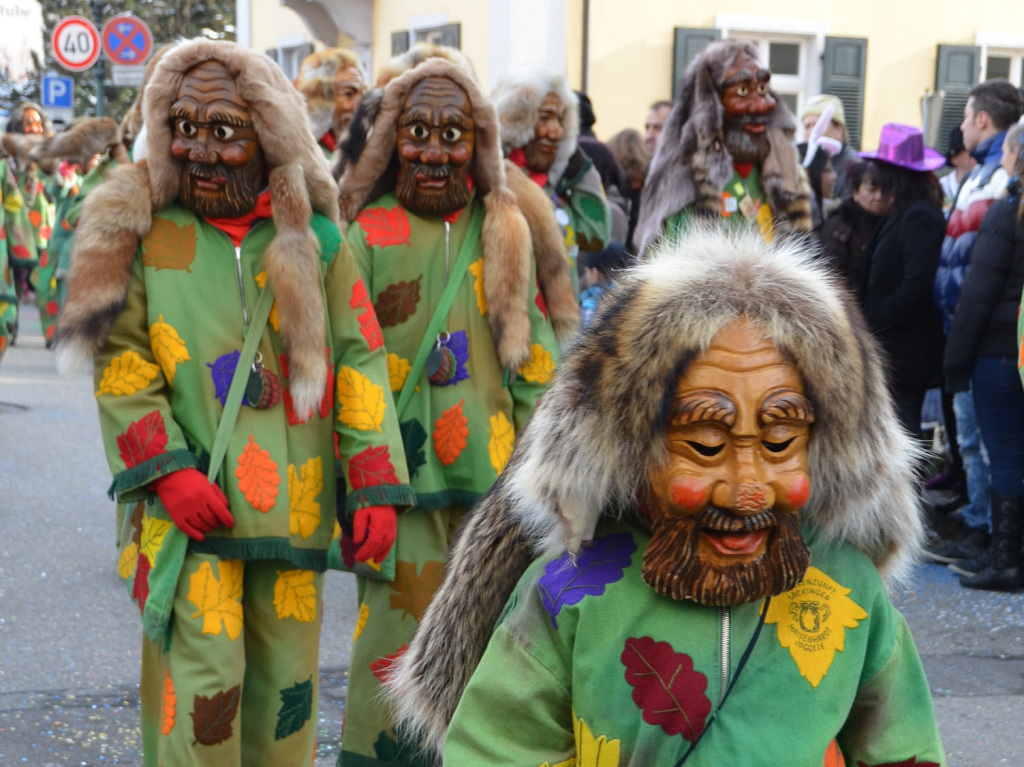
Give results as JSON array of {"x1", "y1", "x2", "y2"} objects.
[
  {"x1": 686, "y1": 441, "x2": 724, "y2": 457},
  {"x1": 736, "y1": 85, "x2": 749, "y2": 97},
  {"x1": 757, "y1": 83, "x2": 768, "y2": 96},
  {"x1": 212, "y1": 124, "x2": 235, "y2": 141},
  {"x1": 175, "y1": 118, "x2": 197, "y2": 138},
  {"x1": 762, "y1": 437, "x2": 795, "y2": 453},
  {"x1": 409, "y1": 124, "x2": 429, "y2": 140},
  {"x1": 441, "y1": 127, "x2": 463, "y2": 142}
]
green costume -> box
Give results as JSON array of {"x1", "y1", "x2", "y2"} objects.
[
  {"x1": 34, "y1": 168, "x2": 80, "y2": 343},
  {"x1": 446, "y1": 520, "x2": 945, "y2": 767},
  {"x1": 547, "y1": 154, "x2": 611, "y2": 266},
  {"x1": 0, "y1": 159, "x2": 38, "y2": 350},
  {"x1": 11, "y1": 164, "x2": 54, "y2": 291},
  {"x1": 339, "y1": 193, "x2": 560, "y2": 765},
  {"x1": 664, "y1": 166, "x2": 776, "y2": 243}
]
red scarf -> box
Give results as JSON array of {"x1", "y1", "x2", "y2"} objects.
[
  {"x1": 733, "y1": 162, "x2": 754, "y2": 179},
  {"x1": 509, "y1": 147, "x2": 548, "y2": 187},
  {"x1": 320, "y1": 131, "x2": 337, "y2": 153},
  {"x1": 204, "y1": 189, "x2": 274, "y2": 247}
]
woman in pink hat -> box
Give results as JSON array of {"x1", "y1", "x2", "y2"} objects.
[{"x1": 857, "y1": 123, "x2": 947, "y2": 445}]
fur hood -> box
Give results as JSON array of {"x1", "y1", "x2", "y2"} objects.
[
  {"x1": 338, "y1": 57, "x2": 578, "y2": 366},
  {"x1": 119, "y1": 42, "x2": 181, "y2": 151},
  {"x1": 29, "y1": 117, "x2": 129, "y2": 167},
  {"x1": 55, "y1": 38, "x2": 340, "y2": 419},
  {"x1": 388, "y1": 226, "x2": 926, "y2": 756},
  {"x1": 634, "y1": 40, "x2": 812, "y2": 254},
  {"x1": 294, "y1": 47, "x2": 367, "y2": 139},
  {"x1": 5, "y1": 101, "x2": 52, "y2": 135},
  {"x1": 491, "y1": 68, "x2": 579, "y2": 188}
]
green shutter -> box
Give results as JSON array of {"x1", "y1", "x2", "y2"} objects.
[
  {"x1": 391, "y1": 31, "x2": 410, "y2": 56},
  {"x1": 438, "y1": 23, "x2": 461, "y2": 49},
  {"x1": 672, "y1": 28, "x2": 721, "y2": 100},
  {"x1": 934, "y1": 44, "x2": 980, "y2": 154},
  {"x1": 822, "y1": 37, "x2": 867, "y2": 151}
]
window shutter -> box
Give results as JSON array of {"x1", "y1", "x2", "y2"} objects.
[
  {"x1": 822, "y1": 37, "x2": 867, "y2": 150},
  {"x1": 265, "y1": 48, "x2": 279, "y2": 63},
  {"x1": 935, "y1": 45, "x2": 980, "y2": 155},
  {"x1": 438, "y1": 23, "x2": 461, "y2": 49},
  {"x1": 672, "y1": 28, "x2": 721, "y2": 100},
  {"x1": 391, "y1": 31, "x2": 410, "y2": 56}
]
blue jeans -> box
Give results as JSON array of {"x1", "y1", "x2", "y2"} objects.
[
  {"x1": 954, "y1": 385, "x2": 991, "y2": 531},
  {"x1": 972, "y1": 356, "x2": 1024, "y2": 499}
]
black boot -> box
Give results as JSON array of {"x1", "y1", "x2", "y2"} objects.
[{"x1": 960, "y1": 493, "x2": 1023, "y2": 592}]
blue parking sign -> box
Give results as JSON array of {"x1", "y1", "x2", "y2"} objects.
[{"x1": 42, "y1": 76, "x2": 75, "y2": 109}]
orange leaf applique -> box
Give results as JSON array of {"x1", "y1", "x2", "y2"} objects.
[
  {"x1": 161, "y1": 669, "x2": 176, "y2": 735},
  {"x1": 356, "y1": 206, "x2": 411, "y2": 248},
  {"x1": 142, "y1": 217, "x2": 198, "y2": 272},
  {"x1": 350, "y1": 277, "x2": 384, "y2": 350},
  {"x1": 28, "y1": 209, "x2": 42, "y2": 228},
  {"x1": 433, "y1": 399, "x2": 469, "y2": 466},
  {"x1": 235, "y1": 435, "x2": 280, "y2": 512},
  {"x1": 388, "y1": 560, "x2": 445, "y2": 622}
]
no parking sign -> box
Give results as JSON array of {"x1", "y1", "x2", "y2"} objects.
[{"x1": 101, "y1": 14, "x2": 153, "y2": 66}]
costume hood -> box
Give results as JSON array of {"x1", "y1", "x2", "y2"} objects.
[
  {"x1": 388, "y1": 225, "x2": 926, "y2": 756},
  {"x1": 55, "y1": 39, "x2": 340, "y2": 419},
  {"x1": 338, "y1": 57, "x2": 578, "y2": 365},
  {"x1": 635, "y1": 40, "x2": 812, "y2": 253},
  {"x1": 5, "y1": 101, "x2": 52, "y2": 135},
  {"x1": 29, "y1": 117, "x2": 129, "y2": 168},
  {"x1": 119, "y1": 42, "x2": 181, "y2": 152},
  {"x1": 491, "y1": 68, "x2": 580, "y2": 187},
  {"x1": 294, "y1": 47, "x2": 367, "y2": 139}
]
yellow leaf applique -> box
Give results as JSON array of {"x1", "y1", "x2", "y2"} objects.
[
  {"x1": 118, "y1": 541, "x2": 139, "y2": 579},
  {"x1": 96, "y1": 350, "x2": 161, "y2": 397},
  {"x1": 539, "y1": 761, "x2": 576, "y2": 767},
  {"x1": 140, "y1": 513, "x2": 172, "y2": 567},
  {"x1": 288, "y1": 456, "x2": 323, "y2": 539},
  {"x1": 149, "y1": 315, "x2": 190, "y2": 386},
  {"x1": 756, "y1": 203, "x2": 774, "y2": 244},
  {"x1": 573, "y1": 709, "x2": 620, "y2": 767},
  {"x1": 235, "y1": 435, "x2": 280, "y2": 512},
  {"x1": 387, "y1": 353, "x2": 411, "y2": 393},
  {"x1": 274, "y1": 569, "x2": 318, "y2": 622},
  {"x1": 353, "y1": 603, "x2": 370, "y2": 641},
  {"x1": 337, "y1": 365, "x2": 386, "y2": 432},
  {"x1": 487, "y1": 411, "x2": 515, "y2": 475},
  {"x1": 764, "y1": 566, "x2": 868, "y2": 687},
  {"x1": 254, "y1": 271, "x2": 280, "y2": 331},
  {"x1": 518, "y1": 343, "x2": 555, "y2": 385},
  {"x1": 187, "y1": 559, "x2": 244, "y2": 640},
  {"x1": 468, "y1": 258, "x2": 487, "y2": 315}
]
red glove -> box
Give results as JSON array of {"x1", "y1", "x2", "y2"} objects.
[
  {"x1": 152, "y1": 468, "x2": 234, "y2": 541},
  {"x1": 352, "y1": 505, "x2": 397, "y2": 563}
]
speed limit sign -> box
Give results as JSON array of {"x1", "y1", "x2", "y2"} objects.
[{"x1": 52, "y1": 16, "x2": 101, "y2": 72}]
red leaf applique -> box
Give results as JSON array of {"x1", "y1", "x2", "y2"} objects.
[
  {"x1": 117, "y1": 411, "x2": 169, "y2": 469},
  {"x1": 133, "y1": 552, "x2": 151, "y2": 612},
  {"x1": 535, "y1": 276, "x2": 549, "y2": 319},
  {"x1": 279, "y1": 352, "x2": 334, "y2": 424},
  {"x1": 621, "y1": 635, "x2": 711, "y2": 742},
  {"x1": 351, "y1": 278, "x2": 384, "y2": 351},
  {"x1": 357, "y1": 206, "x2": 411, "y2": 248},
  {"x1": 349, "y1": 445, "x2": 399, "y2": 490},
  {"x1": 369, "y1": 644, "x2": 407, "y2": 685}
]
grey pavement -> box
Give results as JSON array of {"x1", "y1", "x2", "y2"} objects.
[{"x1": 2, "y1": 304, "x2": 1024, "y2": 766}]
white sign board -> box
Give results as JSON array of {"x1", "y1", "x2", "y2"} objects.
[
  {"x1": 0, "y1": 0, "x2": 45, "y2": 82},
  {"x1": 112, "y1": 64, "x2": 145, "y2": 87}
]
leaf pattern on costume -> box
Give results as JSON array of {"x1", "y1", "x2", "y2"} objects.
[
  {"x1": 487, "y1": 411, "x2": 515, "y2": 475},
  {"x1": 388, "y1": 353, "x2": 411, "y2": 392},
  {"x1": 539, "y1": 532, "x2": 636, "y2": 627},
  {"x1": 399, "y1": 419, "x2": 427, "y2": 479},
  {"x1": 468, "y1": 258, "x2": 487, "y2": 315},
  {"x1": 353, "y1": 603, "x2": 370, "y2": 641},
  {"x1": 188, "y1": 559, "x2": 244, "y2": 640},
  {"x1": 349, "y1": 445, "x2": 400, "y2": 490},
  {"x1": 116, "y1": 411, "x2": 169, "y2": 470},
  {"x1": 191, "y1": 684, "x2": 241, "y2": 746},
  {"x1": 140, "y1": 514, "x2": 172, "y2": 567},
  {"x1": 28, "y1": 209, "x2": 41, "y2": 228},
  {"x1": 208, "y1": 350, "x2": 250, "y2": 408},
  {"x1": 518, "y1": 343, "x2": 555, "y2": 385},
  {"x1": 149, "y1": 315, "x2": 191, "y2": 385},
  {"x1": 118, "y1": 541, "x2": 139, "y2": 579},
  {"x1": 574, "y1": 709, "x2": 621, "y2": 767},
  {"x1": 433, "y1": 399, "x2": 468, "y2": 466},
  {"x1": 351, "y1": 277, "x2": 384, "y2": 350},
  {"x1": 369, "y1": 644, "x2": 407, "y2": 685},
  {"x1": 278, "y1": 352, "x2": 334, "y2": 425},
  {"x1": 374, "y1": 275, "x2": 422, "y2": 328},
  {"x1": 577, "y1": 195, "x2": 606, "y2": 224},
  {"x1": 857, "y1": 760, "x2": 940, "y2": 767},
  {"x1": 133, "y1": 551, "x2": 151, "y2": 612},
  {"x1": 373, "y1": 728, "x2": 421, "y2": 760},
  {"x1": 96, "y1": 350, "x2": 161, "y2": 397},
  {"x1": 288, "y1": 457, "x2": 323, "y2": 539},
  {"x1": 822, "y1": 741, "x2": 844, "y2": 767},
  {"x1": 275, "y1": 677, "x2": 313, "y2": 740},
  {"x1": 254, "y1": 272, "x2": 280, "y2": 331},
  {"x1": 336, "y1": 366, "x2": 386, "y2": 432},
  {"x1": 161, "y1": 670, "x2": 176, "y2": 735},
  {"x1": 357, "y1": 206, "x2": 411, "y2": 248},
  {"x1": 388, "y1": 560, "x2": 445, "y2": 622},
  {"x1": 274, "y1": 569, "x2": 318, "y2": 622},
  {"x1": 142, "y1": 218, "x2": 198, "y2": 272},
  {"x1": 236, "y1": 435, "x2": 280, "y2": 512},
  {"x1": 621, "y1": 636, "x2": 710, "y2": 741}
]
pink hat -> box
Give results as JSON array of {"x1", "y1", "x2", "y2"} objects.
[{"x1": 858, "y1": 123, "x2": 945, "y2": 172}]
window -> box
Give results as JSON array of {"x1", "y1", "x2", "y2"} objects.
[
  {"x1": 982, "y1": 50, "x2": 1023, "y2": 86},
  {"x1": 731, "y1": 36, "x2": 813, "y2": 125},
  {"x1": 266, "y1": 37, "x2": 313, "y2": 80}
]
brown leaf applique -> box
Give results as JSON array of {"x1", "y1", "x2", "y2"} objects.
[
  {"x1": 388, "y1": 560, "x2": 445, "y2": 622},
  {"x1": 191, "y1": 683, "x2": 241, "y2": 746},
  {"x1": 142, "y1": 218, "x2": 198, "y2": 272},
  {"x1": 373, "y1": 276, "x2": 422, "y2": 328}
]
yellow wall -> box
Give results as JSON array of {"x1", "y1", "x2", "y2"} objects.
[{"x1": 250, "y1": 1, "x2": 314, "y2": 54}]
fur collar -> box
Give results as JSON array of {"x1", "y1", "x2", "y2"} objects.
[
  {"x1": 54, "y1": 39, "x2": 340, "y2": 419},
  {"x1": 387, "y1": 226, "x2": 926, "y2": 756},
  {"x1": 29, "y1": 117, "x2": 129, "y2": 168}
]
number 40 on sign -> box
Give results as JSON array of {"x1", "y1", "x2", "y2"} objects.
[{"x1": 52, "y1": 16, "x2": 101, "y2": 72}]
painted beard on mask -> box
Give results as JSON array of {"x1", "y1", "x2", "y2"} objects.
[
  {"x1": 395, "y1": 163, "x2": 472, "y2": 218},
  {"x1": 641, "y1": 503, "x2": 811, "y2": 606},
  {"x1": 725, "y1": 117, "x2": 771, "y2": 164},
  {"x1": 180, "y1": 156, "x2": 265, "y2": 219}
]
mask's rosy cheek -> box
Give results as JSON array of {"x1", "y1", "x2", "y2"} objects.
[
  {"x1": 780, "y1": 474, "x2": 811, "y2": 510},
  {"x1": 670, "y1": 479, "x2": 711, "y2": 513}
]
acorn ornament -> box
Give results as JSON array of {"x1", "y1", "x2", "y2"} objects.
[
  {"x1": 427, "y1": 332, "x2": 458, "y2": 386},
  {"x1": 244, "y1": 361, "x2": 283, "y2": 408}
]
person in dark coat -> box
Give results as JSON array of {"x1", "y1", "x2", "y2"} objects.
[
  {"x1": 575, "y1": 91, "x2": 629, "y2": 243},
  {"x1": 942, "y1": 122, "x2": 1024, "y2": 592},
  {"x1": 858, "y1": 124, "x2": 947, "y2": 442},
  {"x1": 819, "y1": 161, "x2": 886, "y2": 298}
]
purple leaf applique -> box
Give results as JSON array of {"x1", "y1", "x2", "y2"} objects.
[
  {"x1": 207, "y1": 350, "x2": 252, "y2": 407},
  {"x1": 538, "y1": 531, "x2": 636, "y2": 628},
  {"x1": 437, "y1": 329, "x2": 470, "y2": 387}
]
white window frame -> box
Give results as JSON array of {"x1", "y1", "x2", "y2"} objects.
[
  {"x1": 274, "y1": 34, "x2": 312, "y2": 81},
  {"x1": 976, "y1": 33, "x2": 1024, "y2": 87}
]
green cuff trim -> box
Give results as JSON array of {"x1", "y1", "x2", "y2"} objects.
[
  {"x1": 108, "y1": 449, "x2": 201, "y2": 502},
  {"x1": 344, "y1": 484, "x2": 417, "y2": 514},
  {"x1": 409, "y1": 488, "x2": 483, "y2": 513},
  {"x1": 187, "y1": 536, "x2": 328, "y2": 572},
  {"x1": 338, "y1": 749, "x2": 436, "y2": 767}
]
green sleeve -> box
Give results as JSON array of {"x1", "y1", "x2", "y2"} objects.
[
  {"x1": 95, "y1": 258, "x2": 200, "y2": 501},
  {"x1": 567, "y1": 167, "x2": 612, "y2": 254},
  {"x1": 2, "y1": 165, "x2": 38, "y2": 266},
  {"x1": 322, "y1": 228, "x2": 415, "y2": 514},
  {"x1": 509, "y1": 256, "x2": 561, "y2": 432}
]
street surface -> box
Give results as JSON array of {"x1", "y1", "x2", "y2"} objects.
[{"x1": 2, "y1": 305, "x2": 1023, "y2": 766}]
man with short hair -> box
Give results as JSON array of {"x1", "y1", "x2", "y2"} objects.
[
  {"x1": 643, "y1": 99, "x2": 672, "y2": 156},
  {"x1": 801, "y1": 94, "x2": 859, "y2": 197},
  {"x1": 929, "y1": 78, "x2": 1023, "y2": 570}
]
